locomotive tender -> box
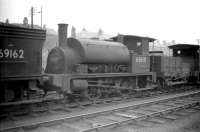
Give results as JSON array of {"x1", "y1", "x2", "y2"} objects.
[{"x1": 0, "y1": 22, "x2": 46, "y2": 102}]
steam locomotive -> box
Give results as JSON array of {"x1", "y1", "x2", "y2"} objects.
[
  {"x1": 43, "y1": 24, "x2": 157, "y2": 99},
  {"x1": 0, "y1": 23, "x2": 199, "y2": 104}
]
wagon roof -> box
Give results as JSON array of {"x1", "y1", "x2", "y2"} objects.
[{"x1": 168, "y1": 44, "x2": 200, "y2": 50}]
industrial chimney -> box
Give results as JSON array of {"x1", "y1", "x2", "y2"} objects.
[{"x1": 58, "y1": 23, "x2": 68, "y2": 47}]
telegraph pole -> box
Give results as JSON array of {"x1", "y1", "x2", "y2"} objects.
[
  {"x1": 30, "y1": 6, "x2": 43, "y2": 29},
  {"x1": 40, "y1": 7, "x2": 42, "y2": 28},
  {"x1": 197, "y1": 39, "x2": 200, "y2": 72},
  {"x1": 31, "y1": 7, "x2": 34, "y2": 28}
]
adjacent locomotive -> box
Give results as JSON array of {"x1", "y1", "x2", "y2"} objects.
[{"x1": 0, "y1": 23, "x2": 46, "y2": 102}]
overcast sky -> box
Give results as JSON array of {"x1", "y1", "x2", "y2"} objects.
[{"x1": 0, "y1": 0, "x2": 200, "y2": 44}]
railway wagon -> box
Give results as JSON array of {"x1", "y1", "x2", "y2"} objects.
[
  {"x1": 150, "y1": 44, "x2": 200, "y2": 87},
  {"x1": 0, "y1": 23, "x2": 46, "y2": 102},
  {"x1": 43, "y1": 24, "x2": 156, "y2": 99}
]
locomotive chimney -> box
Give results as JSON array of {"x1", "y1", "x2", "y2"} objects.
[{"x1": 58, "y1": 23, "x2": 68, "y2": 47}]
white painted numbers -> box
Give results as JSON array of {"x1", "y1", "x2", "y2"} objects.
[
  {"x1": 0, "y1": 49, "x2": 24, "y2": 59},
  {"x1": 136, "y1": 57, "x2": 146, "y2": 63}
]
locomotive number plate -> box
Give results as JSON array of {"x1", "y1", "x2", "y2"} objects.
[
  {"x1": 0, "y1": 48, "x2": 24, "y2": 59},
  {"x1": 136, "y1": 57, "x2": 146, "y2": 63}
]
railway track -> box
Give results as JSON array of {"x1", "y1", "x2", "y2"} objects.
[
  {"x1": 1, "y1": 89, "x2": 200, "y2": 132},
  {"x1": 0, "y1": 85, "x2": 198, "y2": 122}
]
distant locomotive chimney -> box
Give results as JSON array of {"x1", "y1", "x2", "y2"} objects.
[
  {"x1": 58, "y1": 23, "x2": 68, "y2": 47},
  {"x1": 117, "y1": 34, "x2": 124, "y2": 43}
]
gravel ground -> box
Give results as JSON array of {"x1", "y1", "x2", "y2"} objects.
[{"x1": 124, "y1": 112, "x2": 200, "y2": 132}]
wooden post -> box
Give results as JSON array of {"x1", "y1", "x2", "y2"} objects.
[{"x1": 31, "y1": 7, "x2": 34, "y2": 28}]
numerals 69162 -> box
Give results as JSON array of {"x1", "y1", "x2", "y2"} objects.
[{"x1": 0, "y1": 49, "x2": 24, "y2": 59}]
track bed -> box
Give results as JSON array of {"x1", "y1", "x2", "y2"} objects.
[{"x1": 1, "y1": 89, "x2": 200, "y2": 132}]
